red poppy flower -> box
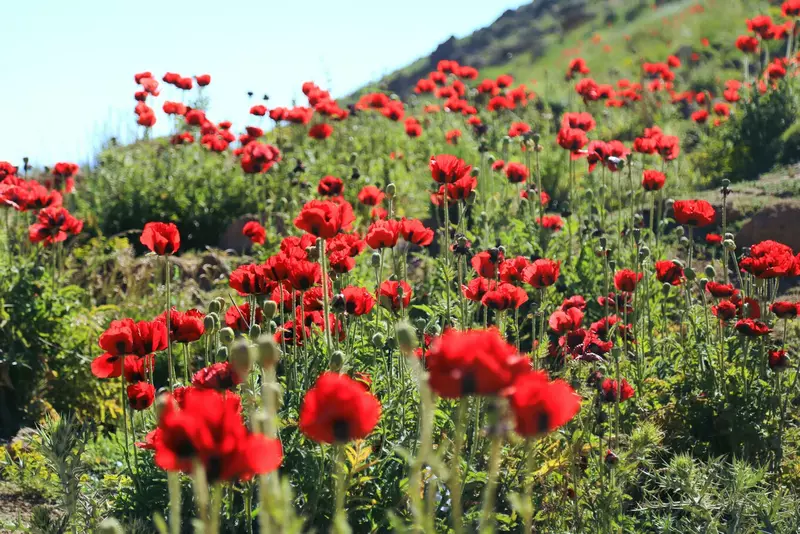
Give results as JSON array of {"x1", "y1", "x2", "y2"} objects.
[
  {"x1": 523, "y1": 259, "x2": 561, "y2": 288},
  {"x1": 769, "y1": 350, "x2": 790, "y2": 371},
  {"x1": 561, "y1": 112, "x2": 595, "y2": 132},
  {"x1": 770, "y1": 301, "x2": 799, "y2": 319},
  {"x1": 783, "y1": 0, "x2": 800, "y2": 17},
  {"x1": 170, "y1": 132, "x2": 194, "y2": 145},
  {"x1": 462, "y1": 277, "x2": 497, "y2": 302},
  {"x1": 339, "y1": 286, "x2": 375, "y2": 316},
  {"x1": 735, "y1": 318, "x2": 771, "y2": 336},
  {"x1": 326, "y1": 232, "x2": 366, "y2": 259},
  {"x1": 425, "y1": 328, "x2": 531, "y2": 398},
  {"x1": 506, "y1": 371, "x2": 581, "y2": 437},
  {"x1": 415, "y1": 78, "x2": 436, "y2": 93},
  {"x1": 672, "y1": 200, "x2": 715, "y2": 227},
  {"x1": 557, "y1": 127, "x2": 589, "y2": 155},
  {"x1": 192, "y1": 361, "x2": 243, "y2": 391},
  {"x1": 294, "y1": 199, "x2": 354, "y2": 239},
  {"x1": 250, "y1": 105, "x2": 267, "y2": 116},
  {"x1": 549, "y1": 308, "x2": 584, "y2": 334},
  {"x1": 471, "y1": 250, "x2": 505, "y2": 278},
  {"x1": 365, "y1": 219, "x2": 401, "y2": 249},
  {"x1": 614, "y1": 269, "x2": 643, "y2": 292},
  {"x1": 705, "y1": 281, "x2": 738, "y2": 298},
  {"x1": 308, "y1": 123, "x2": 333, "y2": 140},
  {"x1": 429, "y1": 154, "x2": 472, "y2": 184},
  {"x1": 239, "y1": 221, "x2": 266, "y2": 246},
  {"x1": 601, "y1": 379, "x2": 635, "y2": 402},
  {"x1": 498, "y1": 256, "x2": 532, "y2": 284},
  {"x1": 705, "y1": 234, "x2": 723, "y2": 245},
  {"x1": 739, "y1": 240, "x2": 799, "y2": 278},
  {"x1": 357, "y1": 185, "x2": 385, "y2": 206},
  {"x1": 691, "y1": 109, "x2": 709, "y2": 124},
  {"x1": 378, "y1": 280, "x2": 412, "y2": 311},
  {"x1": 667, "y1": 55, "x2": 681, "y2": 68},
  {"x1": 399, "y1": 218, "x2": 434, "y2": 247},
  {"x1": 195, "y1": 74, "x2": 211, "y2": 86},
  {"x1": 405, "y1": 118, "x2": 423, "y2": 138},
  {"x1": 155, "y1": 388, "x2": 282, "y2": 483},
  {"x1": 263, "y1": 253, "x2": 294, "y2": 281},
  {"x1": 28, "y1": 206, "x2": 83, "y2": 245},
  {"x1": 575, "y1": 78, "x2": 600, "y2": 101},
  {"x1": 445, "y1": 129, "x2": 462, "y2": 144},
  {"x1": 505, "y1": 162, "x2": 529, "y2": 183},
  {"x1": 655, "y1": 260, "x2": 684, "y2": 285},
  {"x1": 371, "y1": 207, "x2": 388, "y2": 220},
  {"x1": 140, "y1": 222, "x2": 180, "y2": 255},
  {"x1": 127, "y1": 382, "x2": 155, "y2": 411},
  {"x1": 477, "y1": 79, "x2": 500, "y2": 95},
  {"x1": 712, "y1": 300, "x2": 738, "y2": 321},
  {"x1": 633, "y1": 136, "x2": 657, "y2": 154},
  {"x1": 566, "y1": 57, "x2": 590, "y2": 79},
  {"x1": 273, "y1": 320, "x2": 311, "y2": 346},
  {"x1": 491, "y1": 159, "x2": 505, "y2": 171},
  {"x1": 508, "y1": 122, "x2": 531, "y2": 138},
  {"x1": 561, "y1": 295, "x2": 587, "y2": 311},
  {"x1": 445, "y1": 176, "x2": 477, "y2": 202},
  {"x1": 536, "y1": 215, "x2": 564, "y2": 232},
  {"x1": 158, "y1": 308, "x2": 206, "y2": 343},
  {"x1": 655, "y1": 135, "x2": 680, "y2": 161},
  {"x1": 288, "y1": 260, "x2": 322, "y2": 291},
  {"x1": 240, "y1": 142, "x2": 281, "y2": 174},
  {"x1": 481, "y1": 282, "x2": 528, "y2": 310},
  {"x1": 747, "y1": 15, "x2": 774, "y2": 38},
  {"x1": 313, "y1": 176, "x2": 344, "y2": 197},
  {"x1": 225, "y1": 302, "x2": 263, "y2": 331},
  {"x1": 641, "y1": 170, "x2": 666, "y2": 191},
  {"x1": 299, "y1": 372, "x2": 381, "y2": 444}
]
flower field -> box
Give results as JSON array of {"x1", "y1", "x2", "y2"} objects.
[{"x1": 2, "y1": 1, "x2": 800, "y2": 532}]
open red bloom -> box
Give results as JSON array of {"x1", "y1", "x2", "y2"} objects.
[
  {"x1": 429, "y1": 154, "x2": 472, "y2": 184},
  {"x1": 339, "y1": 286, "x2": 375, "y2": 316},
  {"x1": 155, "y1": 388, "x2": 282, "y2": 483},
  {"x1": 673, "y1": 200, "x2": 715, "y2": 227},
  {"x1": 365, "y1": 219, "x2": 401, "y2": 249},
  {"x1": 445, "y1": 175, "x2": 477, "y2": 202},
  {"x1": 127, "y1": 382, "x2": 155, "y2": 411},
  {"x1": 706, "y1": 234, "x2": 723, "y2": 245},
  {"x1": 462, "y1": 277, "x2": 497, "y2": 302},
  {"x1": 250, "y1": 105, "x2": 267, "y2": 116},
  {"x1": 400, "y1": 218, "x2": 434, "y2": 247},
  {"x1": 241, "y1": 221, "x2": 266, "y2": 245},
  {"x1": 506, "y1": 371, "x2": 581, "y2": 437},
  {"x1": 769, "y1": 350, "x2": 790, "y2": 371},
  {"x1": 195, "y1": 74, "x2": 211, "y2": 86},
  {"x1": 158, "y1": 308, "x2": 206, "y2": 343},
  {"x1": 508, "y1": 122, "x2": 531, "y2": 138},
  {"x1": 601, "y1": 379, "x2": 635, "y2": 402},
  {"x1": 426, "y1": 328, "x2": 531, "y2": 398},
  {"x1": 28, "y1": 206, "x2": 83, "y2": 245},
  {"x1": 549, "y1": 308, "x2": 584, "y2": 334},
  {"x1": 770, "y1": 301, "x2": 799, "y2": 319},
  {"x1": 308, "y1": 123, "x2": 333, "y2": 140},
  {"x1": 225, "y1": 302, "x2": 263, "y2": 331},
  {"x1": 739, "y1": 240, "x2": 799, "y2": 279},
  {"x1": 656, "y1": 135, "x2": 680, "y2": 161},
  {"x1": 523, "y1": 259, "x2": 561, "y2": 288},
  {"x1": 712, "y1": 300, "x2": 738, "y2": 321},
  {"x1": 192, "y1": 361, "x2": 243, "y2": 391},
  {"x1": 471, "y1": 249, "x2": 505, "y2": 278},
  {"x1": 614, "y1": 269, "x2": 643, "y2": 292},
  {"x1": 140, "y1": 222, "x2": 180, "y2": 255},
  {"x1": 499, "y1": 256, "x2": 532, "y2": 284},
  {"x1": 536, "y1": 215, "x2": 564, "y2": 232},
  {"x1": 299, "y1": 372, "x2": 381, "y2": 444},
  {"x1": 357, "y1": 185, "x2": 385, "y2": 206},
  {"x1": 642, "y1": 170, "x2": 666, "y2": 191},
  {"x1": 556, "y1": 127, "x2": 589, "y2": 155},
  {"x1": 505, "y1": 162, "x2": 528, "y2": 183},
  {"x1": 294, "y1": 199, "x2": 354, "y2": 239},
  {"x1": 230, "y1": 264, "x2": 272, "y2": 295},
  {"x1": 706, "y1": 281, "x2": 738, "y2": 298},
  {"x1": 239, "y1": 142, "x2": 281, "y2": 174},
  {"x1": 655, "y1": 260, "x2": 684, "y2": 285},
  {"x1": 561, "y1": 112, "x2": 595, "y2": 132},
  {"x1": 378, "y1": 280, "x2": 412, "y2": 311},
  {"x1": 481, "y1": 282, "x2": 528, "y2": 310},
  {"x1": 735, "y1": 318, "x2": 771, "y2": 336},
  {"x1": 288, "y1": 260, "x2": 322, "y2": 291},
  {"x1": 318, "y1": 175, "x2": 344, "y2": 196}
]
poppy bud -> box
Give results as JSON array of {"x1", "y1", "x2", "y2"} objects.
[
  {"x1": 633, "y1": 228, "x2": 641, "y2": 244},
  {"x1": 639, "y1": 246, "x2": 650, "y2": 258},
  {"x1": 675, "y1": 226, "x2": 685, "y2": 237},
  {"x1": 471, "y1": 167, "x2": 480, "y2": 177},
  {"x1": 214, "y1": 297, "x2": 226, "y2": 310},
  {"x1": 306, "y1": 246, "x2": 319, "y2": 261},
  {"x1": 599, "y1": 236, "x2": 608, "y2": 249},
  {"x1": 604, "y1": 450, "x2": 619, "y2": 466},
  {"x1": 209, "y1": 300, "x2": 221, "y2": 314},
  {"x1": 262, "y1": 300, "x2": 278, "y2": 319},
  {"x1": 350, "y1": 152, "x2": 358, "y2": 164},
  {"x1": 487, "y1": 154, "x2": 496, "y2": 164},
  {"x1": 721, "y1": 178, "x2": 731, "y2": 188},
  {"x1": 679, "y1": 236, "x2": 689, "y2": 247},
  {"x1": 532, "y1": 132, "x2": 541, "y2": 145},
  {"x1": 608, "y1": 259, "x2": 616, "y2": 270},
  {"x1": 467, "y1": 190, "x2": 478, "y2": 205},
  {"x1": 598, "y1": 184, "x2": 608, "y2": 196},
  {"x1": 704, "y1": 265, "x2": 716, "y2": 278},
  {"x1": 396, "y1": 321, "x2": 417, "y2": 355},
  {"x1": 414, "y1": 317, "x2": 427, "y2": 331},
  {"x1": 386, "y1": 183, "x2": 396, "y2": 198},
  {"x1": 371, "y1": 333, "x2": 384, "y2": 348},
  {"x1": 371, "y1": 252, "x2": 382, "y2": 268},
  {"x1": 257, "y1": 335, "x2": 281, "y2": 369},
  {"x1": 724, "y1": 233, "x2": 734, "y2": 240},
  {"x1": 684, "y1": 267, "x2": 696, "y2": 280},
  {"x1": 699, "y1": 278, "x2": 708, "y2": 290},
  {"x1": 723, "y1": 239, "x2": 736, "y2": 250},
  {"x1": 249, "y1": 324, "x2": 262, "y2": 339},
  {"x1": 230, "y1": 339, "x2": 254, "y2": 379},
  {"x1": 503, "y1": 136, "x2": 511, "y2": 145},
  {"x1": 662, "y1": 282, "x2": 673, "y2": 294},
  {"x1": 330, "y1": 350, "x2": 345, "y2": 372},
  {"x1": 204, "y1": 314, "x2": 216, "y2": 332},
  {"x1": 251, "y1": 410, "x2": 269, "y2": 435},
  {"x1": 97, "y1": 518, "x2": 124, "y2": 534},
  {"x1": 331, "y1": 293, "x2": 346, "y2": 312},
  {"x1": 269, "y1": 321, "x2": 278, "y2": 333},
  {"x1": 219, "y1": 327, "x2": 235, "y2": 345}
]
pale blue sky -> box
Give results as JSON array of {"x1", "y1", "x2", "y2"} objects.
[{"x1": 0, "y1": 0, "x2": 526, "y2": 169}]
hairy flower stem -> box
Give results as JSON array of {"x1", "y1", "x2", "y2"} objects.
[
  {"x1": 478, "y1": 434, "x2": 503, "y2": 532},
  {"x1": 443, "y1": 190, "x2": 452, "y2": 327},
  {"x1": 408, "y1": 356, "x2": 434, "y2": 532},
  {"x1": 165, "y1": 256, "x2": 175, "y2": 390},
  {"x1": 449, "y1": 400, "x2": 467, "y2": 534},
  {"x1": 168, "y1": 471, "x2": 181, "y2": 534},
  {"x1": 521, "y1": 440, "x2": 537, "y2": 533},
  {"x1": 318, "y1": 239, "x2": 333, "y2": 356},
  {"x1": 333, "y1": 445, "x2": 349, "y2": 532}
]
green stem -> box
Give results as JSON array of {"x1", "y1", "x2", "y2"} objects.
[{"x1": 450, "y1": 400, "x2": 468, "y2": 534}]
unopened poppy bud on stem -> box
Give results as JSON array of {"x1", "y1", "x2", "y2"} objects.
[
  {"x1": 724, "y1": 239, "x2": 736, "y2": 250},
  {"x1": 371, "y1": 333, "x2": 384, "y2": 348},
  {"x1": 386, "y1": 183, "x2": 396, "y2": 198},
  {"x1": 257, "y1": 334, "x2": 281, "y2": 368},
  {"x1": 252, "y1": 410, "x2": 269, "y2": 435},
  {"x1": 639, "y1": 246, "x2": 650, "y2": 259},
  {"x1": 203, "y1": 314, "x2": 217, "y2": 332},
  {"x1": 230, "y1": 339, "x2": 254, "y2": 379},
  {"x1": 219, "y1": 327, "x2": 235, "y2": 345},
  {"x1": 699, "y1": 278, "x2": 709, "y2": 289},
  {"x1": 154, "y1": 390, "x2": 174, "y2": 421},
  {"x1": 371, "y1": 252, "x2": 382, "y2": 268},
  {"x1": 330, "y1": 350, "x2": 345, "y2": 372},
  {"x1": 704, "y1": 265, "x2": 716, "y2": 278},
  {"x1": 684, "y1": 267, "x2": 696, "y2": 280},
  {"x1": 467, "y1": 190, "x2": 478, "y2": 205},
  {"x1": 487, "y1": 154, "x2": 496, "y2": 164},
  {"x1": 249, "y1": 324, "x2": 261, "y2": 339},
  {"x1": 262, "y1": 300, "x2": 278, "y2": 319},
  {"x1": 208, "y1": 300, "x2": 221, "y2": 314},
  {"x1": 216, "y1": 346, "x2": 229, "y2": 362},
  {"x1": 679, "y1": 236, "x2": 689, "y2": 247},
  {"x1": 396, "y1": 321, "x2": 417, "y2": 355}
]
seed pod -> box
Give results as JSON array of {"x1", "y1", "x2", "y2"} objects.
[
  {"x1": 219, "y1": 327, "x2": 235, "y2": 345},
  {"x1": 330, "y1": 350, "x2": 345, "y2": 372},
  {"x1": 249, "y1": 324, "x2": 262, "y2": 339}
]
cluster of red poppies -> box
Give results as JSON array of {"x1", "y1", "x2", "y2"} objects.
[{"x1": 1, "y1": 160, "x2": 83, "y2": 245}]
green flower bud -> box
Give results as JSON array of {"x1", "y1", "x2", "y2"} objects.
[
  {"x1": 684, "y1": 266, "x2": 696, "y2": 281},
  {"x1": 675, "y1": 226, "x2": 685, "y2": 237},
  {"x1": 532, "y1": 132, "x2": 541, "y2": 145},
  {"x1": 204, "y1": 314, "x2": 216, "y2": 332},
  {"x1": 371, "y1": 333, "x2": 385, "y2": 348},
  {"x1": 639, "y1": 246, "x2": 650, "y2": 258},
  {"x1": 262, "y1": 300, "x2": 278, "y2": 320},
  {"x1": 471, "y1": 167, "x2": 480, "y2": 177},
  {"x1": 721, "y1": 178, "x2": 731, "y2": 187},
  {"x1": 699, "y1": 278, "x2": 709, "y2": 290},
  {"x1": 257, "y1": 334, "x2": 281, "y2": 369},
  {"x1": 249, "y1": 324, "x2": 262, "y2": 339},
  {"x1": 608, "y1": 259, "x2": 616, "y2": 270},
  {"x1": 467, "y1": 190, "x2": 478, "y2": 205},
  {"x1": 208, "y1": 300, "x2": 221, "y2": 314},
  {"x1": 371, "y1": 252, "x2": 382, "y2": 268},
  {"x1": 216, "y1": 346, "x2": 229, "y2": 363},
  {"x1": 679, "y1": 236, "x2": 689, "y2": 247},
  {"x1": 487, "y1": 154, "x2": 496, "y2": 164},
  {"x1": 723, "y1": 239, "x2": 736, "y2": 250},
  {"x1": 306, "y1": 245, "x2": 319, "y2": 261},
  {"x1": 395, "y1": 321, "x2": 418, "y2": 355},
  {"x1": 251, "y1": 410, "x2": 269, "y2": 435},
  {"x1": 97, "y1": 518, "x2": 124, "y2": 534},
  {"x1": 386, "y1": 183, "x2": 396, "y2": 198},
  {"x1": 704, "y1": 265, "x2": 716, "y2": 279},
  {"x1": 330, "y1": 350, "x2": 345, "y2": 372},
  {"x1": 724, "y1": 232, "x2": 734, "y2": 240},
  {"x1": 230, "y1": 339, "x2": 254, "y2": 379},
  {"x1": 219, "y1": 327, "x2": 235, "y2": 345},
  {"x1": 665, "y1": 198, "x2": 675, "y2": 210},
  {"x1": 214, "y1": 297, "x2": 226, "y2": 311},
  {"x1": 662, "y1": 282, "x2": 673, "y2": 294},
  {"x1": 672, "y1": 259, "x2": 685, "y2": 268}
]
